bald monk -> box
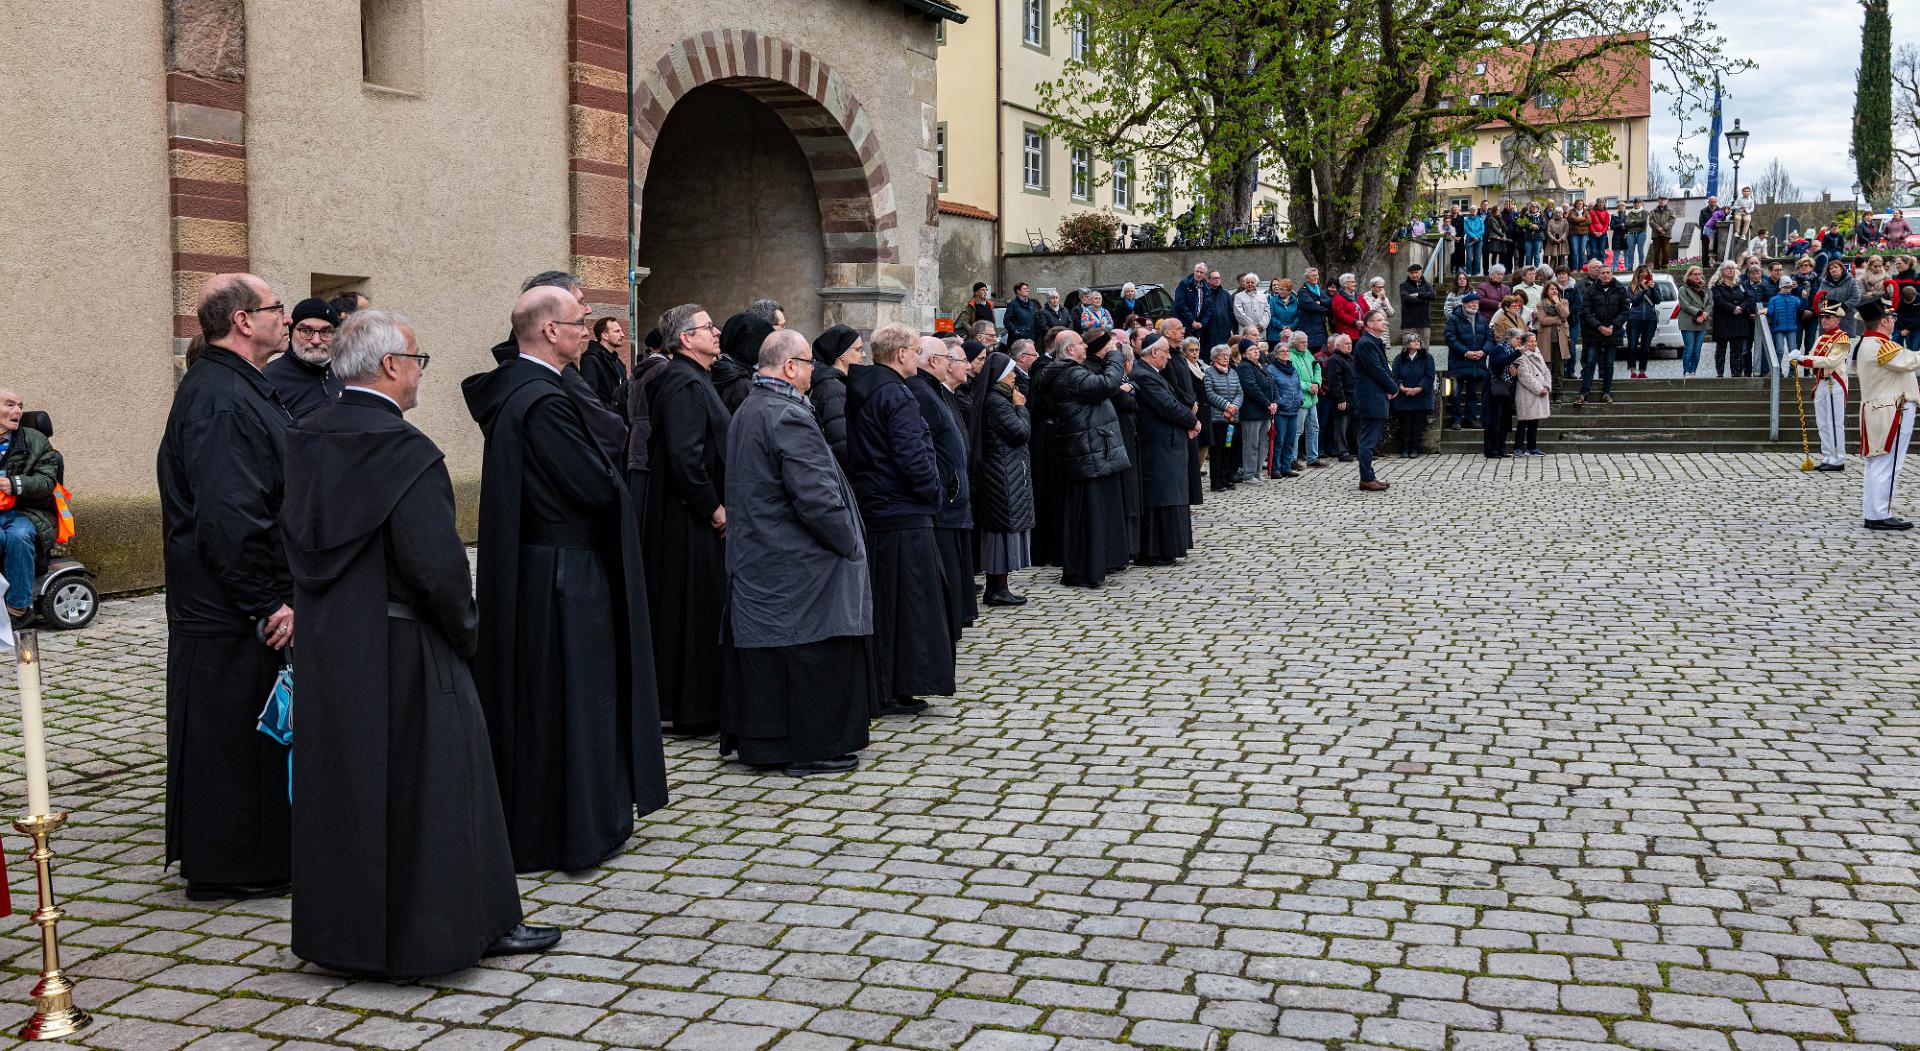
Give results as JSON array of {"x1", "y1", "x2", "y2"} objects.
[{"x1": 462, "y1": 286, "x2": 669, "y2": 872}]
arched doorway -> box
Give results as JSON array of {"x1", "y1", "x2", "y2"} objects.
[
  {"x1": 635, "y1": 83, "x2": 827, "y2": 334},
  {"x1": 631, "y1": 31, "x2": 903, "y2": 336}
]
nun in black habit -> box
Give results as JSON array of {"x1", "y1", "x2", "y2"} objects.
[
  {"x1": 1111, "y1": 335, "x2": 1143, "y2": 560},
  {"x1": 1044, "y1": 329, "x2": 1132, "y2": 589},
  {"x1": 463, "y1": 298, "x2": 668, "y2": 875},
  {"x1": 908, "y1": 348, "x2": 975, "y2": 637},
  {"x1": 284, "y1": 364, "x2": 547, "y2": 977},
  {"x1": 642, "y1": 331, "x2": 735, "y2": 734},
  {"x1": 712, "y1": 311, "x2": 769, "y2": 411}
]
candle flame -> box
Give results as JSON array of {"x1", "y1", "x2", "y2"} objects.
[{"x1": 14, "y1": 630, "x2": 36, "y2": 667}]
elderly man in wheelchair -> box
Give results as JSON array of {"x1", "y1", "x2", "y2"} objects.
[{"x1": 2, "y1": 388, "x2": 95, "y2": 629}]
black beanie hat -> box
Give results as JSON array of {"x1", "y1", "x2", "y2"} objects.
[{"x1": 291, "y1": 297, "x2": 339, "y2": 328}]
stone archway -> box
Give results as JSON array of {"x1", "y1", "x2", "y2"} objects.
[{"x1": 631, "y1": 31, "x2": 903, "y2": 332}]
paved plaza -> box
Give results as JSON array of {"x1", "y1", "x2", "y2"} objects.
[{"x1": 3, "y1": 453, "x2": 1919, "y2": 1051}]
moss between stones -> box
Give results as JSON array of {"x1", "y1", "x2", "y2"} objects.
[{"x1": 72, "y1": 474, "x2": 484, "y2": 597}]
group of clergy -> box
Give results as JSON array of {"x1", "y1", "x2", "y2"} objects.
[{"x1": 153, "y1": 265, "x2": 1222, "y2": 986}]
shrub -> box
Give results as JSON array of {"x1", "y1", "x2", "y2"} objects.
[{"x1": 1057, "y1": 211, "x2": 1122, "y2": 254}]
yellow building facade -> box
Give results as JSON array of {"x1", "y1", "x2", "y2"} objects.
[{"x1": 934, "y1": 3, "x2": 1285, "y2": 263}]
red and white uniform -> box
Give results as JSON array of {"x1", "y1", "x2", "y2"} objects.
[{"x1": 1802, "y1": 328, "x2": 1850, "y2": 467}]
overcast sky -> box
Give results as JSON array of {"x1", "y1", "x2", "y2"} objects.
[{"x1": 1650, "y1": 0, "x2": 1918, "y2": 199}]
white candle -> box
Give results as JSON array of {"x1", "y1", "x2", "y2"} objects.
[{"x1": 14, "y1": 631, "x2": 50, "y2": 817}]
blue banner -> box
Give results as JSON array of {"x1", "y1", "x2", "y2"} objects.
[{"x1": 1705, "y1": 83, "x2": 1722, "y2": 198}]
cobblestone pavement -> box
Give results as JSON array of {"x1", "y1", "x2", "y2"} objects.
[{"x1": 2, "y1": 453, "x2": 1918, "y2": 1051}]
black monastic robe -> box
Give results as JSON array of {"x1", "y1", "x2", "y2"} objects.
[
  {"x1": 642, "y1": 354, "x2": 732, "y2": 732},
  {"x1": 463, "y1": 357, "x2": 668, "y2": 873},
  {"x1": 282, "y1": 391, "x2": 521, "y2": 977}
]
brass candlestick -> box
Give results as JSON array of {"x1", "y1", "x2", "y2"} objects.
[{"x1": 12, "y1": 812, "x2": 89, "y2": 1041}]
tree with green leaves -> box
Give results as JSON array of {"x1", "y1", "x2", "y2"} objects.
[
  {"x1": 1855, "y1": 0, "x2": 1894, "y2": 208},
  {"x1": 1036, "y1": 0, "x2": 1742, "y2": 275}
]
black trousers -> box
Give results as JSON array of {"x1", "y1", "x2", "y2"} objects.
[
  {"x1": 1482, "y1": 399, "x2": 1514, "y2": 455},
  {"x1": 1626, "y1": 318, "x2": 1657, "y2": 372},
  {"x1": 1394, "y1": 410, "x2": 1427, "y2": 455},
  {"x1": 1208, "y1": 421, "x2": 1237, "y2": 490},
  {"x1": 1716, "y1": 337, "x2": 1750, "y2": 377},
  {"x1": 1515, "y1": 419, "x2": 1540, "y2": 452},
  {"x1": 1324, "y1": 407, "x2": 1352, "y2": 457},
  {"x1": 1356, "y1": 416, "x2": 1385, "y2": 482},
  {"x1": 1449, "y1": 376, "x2": 1484, "y2": 426}
]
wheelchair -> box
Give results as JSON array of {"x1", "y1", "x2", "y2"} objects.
[{"x1": 11, "y1": 411, "x2": 98, "y2": 630}]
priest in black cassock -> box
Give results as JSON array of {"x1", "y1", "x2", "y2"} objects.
[
  {"x1": 642, "y1": 304, "x2": 734, "y2": 734},
  {"x1": 283, "y1": 310, "x2": 558, "y2": 977},
  {"x1": 1129, "y1": 334, "x2": 1199, "y2": 564},
  {"x1": 846, "y1": 323, "x2": 951, "y2": 713},
  {"x1": 463, "y1": 286, "x2": 668, "y2": 873},
  {"x1": 908, "y1": 336, "x2": 974, "y2": 640},
  {"x1": 721, "y1": 329, "x2": 874, "y2": 775},
  {"x1": 158, "y1": 273, "x2": 295, "y2": 901},
  {"x1": 1027, "y1": 334, "x2": 1064, "y2": 566},
  {"x1": 1042, "y1": 328, "x2": 1132, "y2": 589}
]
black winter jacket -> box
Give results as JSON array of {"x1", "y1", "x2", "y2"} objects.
[
  {"x1": 845, "y1": 365, "x2": 940, "y2": 530},
  {"x1": 1039, "y1": 350, "x2": 1131, "y2": 481},
  {"x1": 808, "y1": 362, "x2": 851, "y2": 466},
  {"x1": 1578, "y1": 276, "x2": 1630, "y2": 338},
  {"x1": 1234, "y1": 360, "x2": 1277, "y2": 421},
  {"x1": 1320, "y1": 350, "x2": 1356, "y2": 405},
  {"x1": 977, "y1": 383, "x2": 1034, "y2": 532},
  {"x1": 908, "y1": 372, "x2": 972, "y2": 529}
]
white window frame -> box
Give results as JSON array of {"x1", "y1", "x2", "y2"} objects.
[
  {"x1": 1112, "y1": 156, "x2": 1133, "y2": 211},
  {"x1": 1562, "y1": 134, "x2": 1589, "y2": 165},
  {"x1": 1448, "y1": 143, "x2": 1472, "y2": 172},
  {"x1": 1155, "y1": 166, "x2": 1173, "y2": 217},
  {"x1": 1023, "y1": 128, "x2": 1048, "y2": 192},
  {"x1": 1069, "y1": 146, "x2": 1092, "y2": 201},
  {"x1": 1022, "y1": 0, "x2": 1046, "y2": 50},
  {"x1": 1070, "y1": 12, "x2": 1091, "y2": 62},
  {"x1": 1448, "y1": 195, "x2": 1473, "y2": 210},
  {"x1": 1473, "y1": 60, "x2": 1487, "y2": 75}
]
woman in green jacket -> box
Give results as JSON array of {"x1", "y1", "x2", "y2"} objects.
[
  {"x1": 1286, "y1": 332, "x2": 1324, "y2": 468},
  {"x1": 1676, "y1": 265, "x2": 1711, "y2": 377}
]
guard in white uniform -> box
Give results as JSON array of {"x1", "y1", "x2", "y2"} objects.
[
  {"x1": 1798, "y1": 302, "x2": 1851, "y2": 470},
  {"x1": 1854, "y1": 301, "x2": 1920, "y2": 530}
]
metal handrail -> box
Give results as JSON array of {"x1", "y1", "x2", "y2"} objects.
[{"x1": 1756, "y1": 319, "x2": 1782, "y2": 441}]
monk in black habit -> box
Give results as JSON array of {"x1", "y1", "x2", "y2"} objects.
[
  {"x1": 158, "y1": 273, "x2": 295, "y2": 901},
  {"x1": 846, "y1": 323, "x2": 952, "y2": 713},
  {"x1": 463, "y1": 286, "x2": 669, "y2": 873},
  {"x1": 721, "y1": 330, "x2": 874, "y2": 775},
  {"x1": 1130, "y1": 334, "x2": 1200, "y2": 564},
  {"x1": 283, "y1": 310, "x2": 558, "y2": 977},
  {"x1": 908, "y1": 336, "x2": 974, "y2": 640},
  {"x1": 1041, "y1": 328, "x2": 1132, "y2": 589},
  {"x1": 642, "y1": 304, "x2": 735, "y2": 734}
]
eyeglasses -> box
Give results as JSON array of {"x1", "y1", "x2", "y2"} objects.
[
  {"x1": 388, "y1": 352, "x2": 431, "y2": 371},
  {"x1": 551, "y1": 317, "x2": 594, "y2": 328},
  {"x1": 691, "y1": 322, "x2": 721, "y2": 336},
  {"x1": 245, "y1": 302, "x2": 287, "y2": 316},
  {"x1": 293, "y1": 325, "x2": 335, "y2": 340}
]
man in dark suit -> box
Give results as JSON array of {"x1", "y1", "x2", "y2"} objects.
[
  {"x1": 1352, "y1": 310, "x2": 1399, "y2": 491},
  {"x1": 1173, "y1": 262, "x2": 1209, "y2": 335}
]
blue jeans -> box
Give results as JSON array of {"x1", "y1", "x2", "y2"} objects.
[
  {"x1": 1465, "y1": 238, "x2": 1484, "y2": 275},
  {"x1": 1680, "y1": 330, "x2": 1705, "y2": 375},
  {"x1": 1524, "y1": 238, "x2": 1543, "y2": 267},
  {"x1": 1450, "y1": 374, "x2": 1485, "y2": 426},
  {"x1": 1272, "y1": 412, "x2": 1301, "y2": 474},
  {"x1": 1902, "y1": 328, "x2": 1920, "y2": 351},
  {"x1": 1626, "y1": 230, "x2": 1647, "y2": 269},
  {"x1": 1570, "y1": 234, "x2": 1588, "y2": 270},
  {"x1": 1297, "y1": 404, "x2": 1321, "y2": 463},
  {"x1": 0, "y1": 510, "x2": 36, "y2": 610}
]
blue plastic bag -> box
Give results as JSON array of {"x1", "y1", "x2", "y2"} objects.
[{"x1": 256, "y1": 664, "x2": 294, "y2": 801}]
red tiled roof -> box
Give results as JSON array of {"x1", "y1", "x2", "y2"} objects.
[
  {"x1": 939, "y1": 200, "x2": 997, "y2": 221},
  {"x1": 1462, "y1": 33, "x2": 1652, "y2": 129}
]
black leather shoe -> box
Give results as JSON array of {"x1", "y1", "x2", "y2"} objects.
[
  {"x1": 185, "y1": 880, "x2": 291, "y2": 902},
  {"x1": 984, "y1": 590, "x2": 1027, "y2": 607},
  {"x1": 784, "y1": 756, "x2": 858, "y2": 776},
  {"x1": 483, "y1": 924, "x2": 563, "y2": 958},
  {"x1": 1864, "y1": 518, "x2": 1915, "y2": 531},
  {"x1": 878, "y1": 697, "x2": 930, "y2": 716},
  {"x1": 1816, "y1": 463, "x2": 1845, "y2": 472}
]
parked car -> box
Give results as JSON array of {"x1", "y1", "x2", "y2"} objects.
[{"x1": 1636, "y1": 271, "x2": 1683, "y2": 352}]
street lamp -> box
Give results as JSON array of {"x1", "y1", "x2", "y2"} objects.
[
  {"x1": 1722, "y1": 118, "x2": 1748, "y2": 260},
  {"x1": 1851, "y1": 181, "x2": 1862, "y2": 210}
]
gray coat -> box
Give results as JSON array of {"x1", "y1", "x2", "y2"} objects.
[{"x1": 723, "y1": 380, "x2": 871, "y2": 648}]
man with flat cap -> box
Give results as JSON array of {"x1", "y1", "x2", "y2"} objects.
[
  {"x1": 284, "y1": 309, "x2": 558, "y2": 976},
  {"x1": 1854, "y1": 300, "x2": 1920, "y2": 530},
  {"x1": 265, "y1": 298, "x2": 345, "y2": 419},
  {"x1": 463, "y1": 285, "x2": 668, "y2": 871}
]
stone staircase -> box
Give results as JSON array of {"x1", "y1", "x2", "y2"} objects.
[{"x1": 1435, "y1": 377, "x2": 1858, "y2": 454}]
